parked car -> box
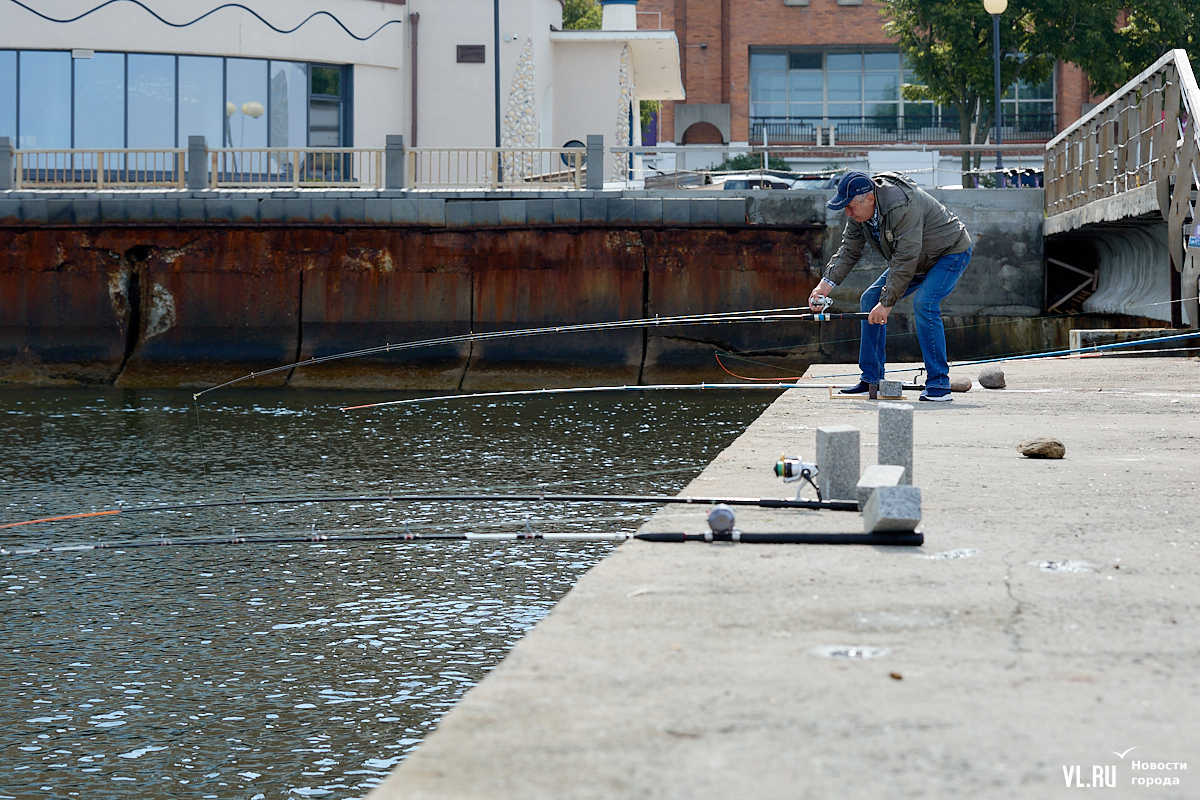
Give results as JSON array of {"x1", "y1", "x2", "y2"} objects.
[
  {"x1": 788, "y1": 173, "x2": 842, "y2": 190},
  {"x1": 694, "y1": 171, "x2": 798, "y2": 190}
]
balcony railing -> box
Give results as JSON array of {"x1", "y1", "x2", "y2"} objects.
[
  {"x1": 749, "y1": 115, "x2": 1058, "y2": 145},
  {"x1": 406, "y1": 147, "x2": 584, "y2": 190},
  {"x1": 15, "y1": 149, "x2": 186, "y2": 189},
  {"x1": 211, "y1": 148, "x2": 384, "y2": 189}
]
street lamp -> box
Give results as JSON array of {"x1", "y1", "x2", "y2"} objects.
[{"x1": 983, "y1": 0, "x2": 1006, "y2": 184}]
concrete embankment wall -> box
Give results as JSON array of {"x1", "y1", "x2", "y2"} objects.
[{"x1": 0, "y1": 187, "x2": 1103, "y2": 389}]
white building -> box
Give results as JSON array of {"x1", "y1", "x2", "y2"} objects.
[{"x1": 0, "y1": 0, "x2": 682, "y2": 175}]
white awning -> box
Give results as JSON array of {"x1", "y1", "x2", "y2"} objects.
[{"x1": 550, "y1": 30, "x2": 685, "y2": 101}]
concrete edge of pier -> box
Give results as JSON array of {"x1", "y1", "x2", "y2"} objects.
[{"x1": 368, "y1": 355, "x2": 1200, "y2": 799}]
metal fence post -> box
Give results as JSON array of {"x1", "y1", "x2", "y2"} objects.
[
  {"x1": 186, "y1": 136, "x2": 208, "y2": 190},
  {"x1": 0, "y1": 137, "x2": 12, "y2": 190},
  {"x1": 586, "y1": 135, "x2": 604, "y2": 189},
  {"x1": 385, "y1": 135, "x2": 406, "y2": 190}
]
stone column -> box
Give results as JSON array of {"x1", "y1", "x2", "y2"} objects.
[
  {"x1": 816, "y1": 424, "x2": 860, "y2": 501},
  {"x1": 386, "y1": 135, "x2": 406, "y2": 190},
  {"x1": 0, "y1": 137, "x2": 13, "y2": 190},
  {"x1": 878, "y1": 402, "x2": 914, "y2": 484},
  {"x1": 186, "y1": 136, "x2": 209, "y2": 190},
  {"x1": 586, "y1": 135, "x2": 604, "y2": 190}
]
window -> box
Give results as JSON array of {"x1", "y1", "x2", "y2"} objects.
[
  {"x1": 0, "y1": 51, "x2": 352, "y2": 150},
  {"x1": 749, "y1": 48, "x2": 1053, "y2": 142}
]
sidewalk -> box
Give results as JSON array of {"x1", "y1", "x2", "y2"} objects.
[{"x1": 369, "y1": 357, "x2": 1199, "y2": 800}]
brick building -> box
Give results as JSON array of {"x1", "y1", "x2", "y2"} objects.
[{"x1": 636, "y1": 0, "x2": 1096, "y2": 149}]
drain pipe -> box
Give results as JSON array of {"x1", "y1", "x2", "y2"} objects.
[{"x1": 409, "y1": 12, "x2": 419, "y2": 146}]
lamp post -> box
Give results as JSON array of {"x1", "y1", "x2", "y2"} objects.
[{"x1": 983, "y1": 0, "x2": 1007, "y2": 185}]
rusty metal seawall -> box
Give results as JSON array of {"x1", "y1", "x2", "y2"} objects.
[{"x1": 0, "y1": 189, "x2": 1054, "y2": 389}]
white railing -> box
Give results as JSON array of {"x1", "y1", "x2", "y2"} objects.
[
  {"x1": 211, "y1": 148, "x2": 384, "y2": 189},
  {"x1": 15, "y1": 149, "x2": 186, "y2": 189},
  {"x1": 407, "y1": 147, "x2": 584, "y2": 190}
]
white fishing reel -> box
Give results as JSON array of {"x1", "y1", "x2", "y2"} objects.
[
  {"x1": 811, "y1": 294, "x2": 834, "y2": 311},
  {"x1": 705, "y1": 503, "x2": 739, "y2": 542},
  {"x1": 775, "y1": 454, "x2": 821, "y2": 501}
]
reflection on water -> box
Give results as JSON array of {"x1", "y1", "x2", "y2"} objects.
[{"x1": 0, "y1": 388, "x2": 775, "y2": 799}]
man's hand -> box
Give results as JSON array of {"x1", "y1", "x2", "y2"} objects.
[
  {"x1": 867, "y1": 303, "x2": 891, "y2": 325},
  {"x1": 809, "y1": 279, "x2": 833, "y2": 311}
]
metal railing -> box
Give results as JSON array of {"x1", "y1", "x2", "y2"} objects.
[
  {"x1": 406, "y1": 147, "x2": 584, "y2": 190},
  {"x1": 1045, "y1": 48, "x2": 1198, "y2": 234},
  {"x1": 15, "y1": 149, "x2": 186, "y2": 189},
  {"x1": 211, "y1": 148, "x2": 384, "y2": 189},
  {"x1": 749, "y1": 115, "x2": 1058, "y2": 145}
]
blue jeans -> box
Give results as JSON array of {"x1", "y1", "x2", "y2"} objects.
[{"x1": 859, "y1": 247, "x2": 972, "y2": 390}]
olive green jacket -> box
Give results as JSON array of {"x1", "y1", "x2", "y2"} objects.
[{"x1": 823, "y1": 172, "x2": 971, "y2": 307}]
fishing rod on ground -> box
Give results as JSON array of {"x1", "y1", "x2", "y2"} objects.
[{"x1": 0, "y1": 491, "x2": 859, "y2": 533}]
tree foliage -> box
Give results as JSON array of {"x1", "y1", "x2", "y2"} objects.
[{"x1": 563, "y1": 0, "x2": 602, "y2": 30}]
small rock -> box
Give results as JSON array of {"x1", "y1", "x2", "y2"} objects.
[
  {"x1": 978, "y1": 366, "x2": 1006, "y2": 389},
  {"x1": 1018, "y1": 437, "x2": 1065, "y2": 459},
  {"x1": 950, "y1": 376, "x2": 972, "y2": 392}
]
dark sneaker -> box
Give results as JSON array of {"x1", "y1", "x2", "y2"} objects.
[
  {"x1": 839, "y1": 381, "x2": 872, "y2": 395},
  {"x1": 919, "y1": 386, "x2": 953, "y2": 402}
]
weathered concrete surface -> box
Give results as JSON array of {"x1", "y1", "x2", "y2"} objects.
[{"x1": 371, "y1": 357, "x2": 1200, "y2": 800}]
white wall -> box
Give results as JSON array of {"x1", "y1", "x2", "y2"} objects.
[{"x1": 549, "y1": 41, "x2": 624, "y2": 152}]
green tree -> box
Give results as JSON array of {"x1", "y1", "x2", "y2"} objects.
[
  {"x1": 1031, "y1": 0, "x2": 1199, "y2": 95},
  {"x1": 563, "y1": 0, "x2": 602, "y2": 30},
  {"x1": 881, "y1": 0, "x2": 1054, "y2": 186},
  {"x1": 713, "y1": 153, "x2": 793, "y2": 172}
]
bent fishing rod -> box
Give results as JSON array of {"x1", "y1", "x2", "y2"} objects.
[
  {"x1": 194, "y1": 305, "x2": 868, "y2": 397},
  {"x1": 0, "y1": 492, "x2": 858, "y2": 532}
]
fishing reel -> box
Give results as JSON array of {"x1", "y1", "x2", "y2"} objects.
[
  {"x1": 811, "y1": 295, "x2": 834, "y2": 311},
  {"x1": 775, "y1": 454, "x2": 821, "y2": 501},
  {"x1": 705, "y1": 503, "x2": 740, "y2": 542}
]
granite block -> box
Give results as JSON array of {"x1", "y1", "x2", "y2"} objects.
[
  {"x1": 690, "y1": 198, "x2": 719, "y2": 225},
  {"x1": 391, "y1": 198, "x2": 420, "y2": 223},
  {"x1": 21, "y1": 200, "x2": 49, "y2": 224},
  {"x1": 310, "y1": 199, "x2": 338, "y2": 223},
  {"x1": 231, "y1": 198, "x2": 259, "y2": 223},
  {"x1": 0, "y1": 199, "x2": 22, "y2": 222},
  {"x1": 126, "y1": 200, "x2": 154, "y2": 222},
  {"x1": 855, "y1": 464, "x2": 907, "y2": 511},
  {"x1": 470, "y1": 200, "x2": 500, "y2": 227},
  {"x1": 258, "y1": 198, "x2": 286, "y2": 222},
  {"x1": 205, "y1": 198, "x2": 234, "y2": 222},
  {"x1": 100, "y1": 199, "x2": 129, "y2": 223},
  {"x1": 863, "y1": 485, "x2": 921, "y2": 533},
  {"x1": 634, "y1": 198, "x2": 663, "y2": 224},
  {"x1": 526, "y1": 199, "x2": 554, "y2": 225},
  {"x1": 879, "y1": 379, "x2": 904, "y2": 398},
  {"x1": 283, "y1": 198, "x2": 312, "y2": 222},
  {"x1": 337, "y1": 198, "x2": 366, "y2": 223},
  {"x1": 47, "y1": 200, "x2": 75, "y2": 224},
  {"x1": 365, "y1": 198, "x2": 393, "y2": 224},
  {"x1": 877, "y1": 402, "x2": 914, "y2": 484},
  {"x1": 552, "y1": 198, "x2": 580, "y2": 224},
  {"x1": 445, "y1": 202, "x2": 473, "y2": 228},
  {"x1": 580, "y1": 197, "x2": 607, "y2": 224},
  {"x1": 417, "y1": 199, "x2": 445, "y2": 226},
  {"x1": 607, "y1": 197, "x2": 636, "y2": 224},
  {"x1": 497, "y1": 199, "x2": 527, "y2": 225},
  {"x1": 176, "y1": 198, "x2": 205, "y2": 222},
  {"x1": 662, "y1": 198, "x2": 691, "y2": 225},
  {"x1": 152, "y1": 198, "x2": 180, "y2": 223},
  {"x1": 717, "y1": 198, "x2": 747, "y2": 226},
  {"x1": 815, "y1": 424, "x2": 860, "y2": 501}
]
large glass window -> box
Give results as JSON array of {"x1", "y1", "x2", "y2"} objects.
[
  {"x1": 226, "y1": 58, "x2": 268, "y2": 148},
  {"x1": 269, "y1": 60, "x2": 307, "y2": 148},
  {"x1": 73, "y1": 52, "x2": 125, "y2": 149},
  {"x1": 749, "y1": 47, "x2": 1053, "y2": 142},
  {"x1": 19, "y1": 51, "x2": 71, "y2": 148},
  {"x1": 0, "y1": 51, "x2": 15, "y2": 140},
  {"x1": 0, "y1": 51, "x2": 350, "y2": 150},
  {"x1": 127, "y1": 53, "x2": 175, "y2": 148},
  {"x1": 178, "y1": 56, "x2": 224, "y2": 149}
]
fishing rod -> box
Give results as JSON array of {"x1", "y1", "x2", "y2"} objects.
[
  {"x1": 0, "y1": 492, "x2": 859, "y2": 531},
  {"x1": 194, "y1": 306, "x2": 868, "y2": 397},
  {"x1": 2, "y1": 528, "x2": 922, "y2": 556},
  {"x1": 340, "y1": 382, "x2": 844, "y2": 411}
]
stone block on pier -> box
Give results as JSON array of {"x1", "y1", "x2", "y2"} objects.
[
  {"x1": 498, "y1": 199, "x2": 527, "y2": 226},
  {"x1": 855, "y1": 464, "x2": 907, "y2": 510},
  {"x1": 863, "y1": 485, "x2": 921, "y2": 533},
  {"x1": 879, "y1": 379, "x2": 903, "y2": 398},
  {"x1": 877, "y1": 401, "x2": 913, "y2": 484},
  {"x1": 662, "y1": 198, "x2": 691, "y2": 225},
  {"x1": 815, "y1": 424, "x2": 860, "y2": 501}
]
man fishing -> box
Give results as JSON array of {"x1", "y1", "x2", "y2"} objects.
[{"x1": 808, "y1": 170, "x2": 972, "y2": 402}]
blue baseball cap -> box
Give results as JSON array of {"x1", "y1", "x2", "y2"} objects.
[{"x1": 827, "y1": 171, "x2": 874, "y2": 210}]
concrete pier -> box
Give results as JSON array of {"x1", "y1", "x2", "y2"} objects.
[{"x1": 369, "y1": 356, "x2": 1200, "y2": 799}]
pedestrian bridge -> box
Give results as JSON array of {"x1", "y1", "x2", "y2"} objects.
[{"x1": 1043, "y1": 49, "x2": 1199, "y2": 328}]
